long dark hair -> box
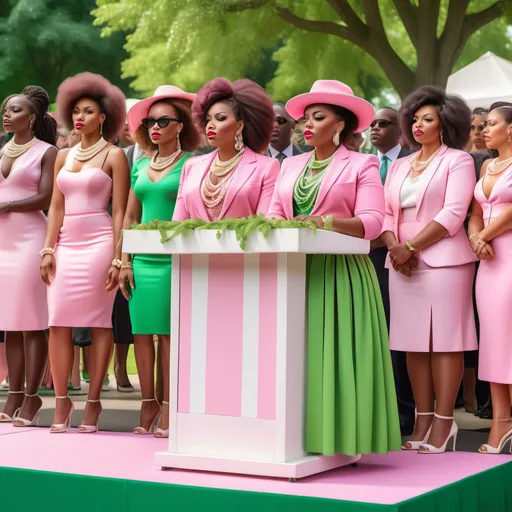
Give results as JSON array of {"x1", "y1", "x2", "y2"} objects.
[{"x1": 21, "y1": 86, "x2": 57, "y2": 145}]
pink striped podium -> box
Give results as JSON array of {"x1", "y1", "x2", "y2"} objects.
[{"x1": 123, "y1": 228, "x2": 369, "y2": 479}]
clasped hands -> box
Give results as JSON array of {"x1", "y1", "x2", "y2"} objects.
[
  {"x1": 389, "y1": 243, "x2": 417, "y2": 277},
  {"x1": 469, "y1": 232, "x2": 494, "y2": 260}
]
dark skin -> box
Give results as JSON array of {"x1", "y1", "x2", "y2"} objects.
[
  {"x1": 119, "y1": 101, "x2": 184, "y2": 433},
  {"x1": 468, "y1": 108, "x2": 512, "y2": 451},
  {"x1": 0, "y1": 94, "x2": 57, "y2": 424},
  {"x1": 41, "y1": 97, "x2": 129, "y2": 431},
  {"x1": 381, "y1": 104, "x2": 464, "y2": 451},
  {"x1": 293, "y1": 104, "x2": 365, "y2": 237},
  {"x1": 270, "y1": 104, "x2": 295, "y2": 153}
]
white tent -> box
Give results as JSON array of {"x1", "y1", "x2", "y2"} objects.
[{"x1": 446, "y1": 51, "x2": 512, "y2": 110}]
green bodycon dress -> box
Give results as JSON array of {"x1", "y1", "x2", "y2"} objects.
[{"x1": 128, "y1": 154, "x2": 191, "y2": 334}]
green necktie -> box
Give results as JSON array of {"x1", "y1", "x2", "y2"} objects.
[
  {"x1": 380, "y1": 155, "x2": 390, "y2": 184},
  {"x1": 276, "y1": 152, "x2": 286, "y2": 164}
]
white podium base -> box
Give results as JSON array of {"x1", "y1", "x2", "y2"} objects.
[{"x1": 154, "y1": 451, "x2": 361, "y2": 480}]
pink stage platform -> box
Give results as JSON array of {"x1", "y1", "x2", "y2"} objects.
[{"x1": 0, "y1": 424, "x2": 511, "y2": 512}]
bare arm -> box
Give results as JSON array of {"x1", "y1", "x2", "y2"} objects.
[
  {"x1": 121, "y1": 188, "x2": 142, "y2": 262},
  {"x1": 2, "y1": 146, "x2": 57, "y2": 213}
]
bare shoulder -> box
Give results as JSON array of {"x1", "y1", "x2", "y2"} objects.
[
  {"x1": 107, "y1": 145, "x2": 127, "y2": 159},
  {"x1": 56, "y1": 147, "x2": 71, "y2": 166}
]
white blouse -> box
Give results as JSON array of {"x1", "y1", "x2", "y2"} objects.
[{"x1": 400, "y1": 174, "x2": 425, "y2": 208}]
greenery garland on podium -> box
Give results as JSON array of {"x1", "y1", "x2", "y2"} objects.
[{"x1": 131, "y1": 214, "x2": 318, "y2": 250}]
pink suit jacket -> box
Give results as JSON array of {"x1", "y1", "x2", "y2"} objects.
[
  {"x1": 382, "y1": 145, "x2": 476, "y2": 267},
  {"x1": 267, "y1": 145, "x2": 384, "y2": 240},
  {"x1": 172, "y1": 148, "x2": 280, "y2": 221}
]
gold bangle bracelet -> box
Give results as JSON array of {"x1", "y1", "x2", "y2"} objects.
[{"x1": 405, "y1": 240, "x2": 417, "y2": 252}]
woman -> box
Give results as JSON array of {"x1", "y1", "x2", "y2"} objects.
[
  {"x1": 40, "y1": 73, "x2": 129, "y2": 433},
  {"x1": 268, "y1": 80, "x2": 401, "y2": 456},
  {"x1": 119, "y1": 85, "x2": 200, "y2": 437},
  {"x1": 0, "y1": 86, "x2": 57, "y2": 426},
  {"x1": 382, "y1": 86, "x2": 477, "y2": 454},
  {"x1": 469, "y1": 111, "x2": 488, "y2": 152},
  {"x1": 173, "y1": 78, "x2": 279, "y2": 221},
  {"x1": 469, "y1": 102, "x2": 512, "y2": 454}
]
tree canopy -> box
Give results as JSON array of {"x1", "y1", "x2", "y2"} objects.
[
  {"x1": 0, "y1": 0, "x2": 132, "y2": 102},
  {"x1": 93, "y1": 0, "x2": 512, "y2": 102}
]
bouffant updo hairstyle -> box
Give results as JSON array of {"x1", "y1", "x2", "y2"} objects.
[
  {"x1": 56, "y1": 72, "x2": 126, "y2": 142},
  {"x1": 399, "y1": 86, "x2": 471, "y2": 150},
  {"x1": 488, "y1": 101, "x2": 512, "y2": 124},
  {"x1": 1, "y1": 86, "x2": 57, "y2": 145},
  {"x1": 192, "y1": 78, "x2": 274, "y2": 154},
  {"x1": 133, "y1": 99, "x2": 200, "y2": 154}
]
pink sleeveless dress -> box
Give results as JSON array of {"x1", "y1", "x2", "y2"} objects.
[
  {"x1": 0, "y1": 140, "x2": 52, "y2": 331},
  {"x1": 47, "y1": 150, "x2": 116, "y2": 328},
  {"x1": 475, "y1": 168, "x2": 512, "y2": 384}
]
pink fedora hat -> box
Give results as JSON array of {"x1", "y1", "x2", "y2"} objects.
[
  {"x1": 127, "y1": 85, "x2": 196, "y2": 132},
  {"x1": 286, "y1": 80, "x2": 374, "y2": 132}
]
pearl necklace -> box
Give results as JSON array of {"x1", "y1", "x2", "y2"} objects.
[
  {"x1": 3, "y1": 137, "x2": 38, "y2": 158},
  {"x1": 75, "y1": 137, "x2": 109, "y2": 162},
  {"x1": 409, "y1": 145, "x2": 444, "y2": 183},
  {"x1": 212, "y1": 150, "x2": 245, "y2": 177},
  {"x1": 487, "y1": 156, "x2": 512, "y2": 176},
  {"x1": 150, "y1": 148, "x2": 183, "y2": 171}
]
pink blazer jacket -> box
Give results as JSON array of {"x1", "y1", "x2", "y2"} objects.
[
  {"x1": 173, "y1": 148, "x2": 280, "y2": 221},
  {"x1": 382, "y1": 145, "x2": 476, "y2": 267},
  {"x1": 267, "y1": 145, "x2": 384, "y2": 240}
]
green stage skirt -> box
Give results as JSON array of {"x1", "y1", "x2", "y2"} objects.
[{"x1": 306, "y1": 254, "x2": 401, "y2": 456}]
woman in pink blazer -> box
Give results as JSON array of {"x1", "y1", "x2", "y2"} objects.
[
  {"x1": 268, "y1": 80, "x2": 401, "y2": 457},
  {"x1": 173, "y1": 78, "x2": 279, "y2": 221},
  {"x1": 382, "y1": 86, "x2": 477, "y2": 454}
]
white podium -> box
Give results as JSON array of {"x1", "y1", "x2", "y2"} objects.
[{"x1": 123, "y1": 228, "x2": 369, "y2": 479}]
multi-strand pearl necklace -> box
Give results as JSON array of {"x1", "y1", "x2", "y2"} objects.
[
  {"x1": 3, "y1": 137, "x2": 38, "y2": 158},
  {"x1": 408, "y1": 144, "x2": 444, "y2": 183},
  {"x1": 150, "y1": 148, "x2": 183, "y2": 171},
  {"x1": 75, "y1": 137, "x2": 109, "y2": 162},
  {"x1": 201, "y1": 150, "x2": 245, "y2": 208},
  {"x1": 487, "y1": 156, "x2": 512, "y2": 176}
]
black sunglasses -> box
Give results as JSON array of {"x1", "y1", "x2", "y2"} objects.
[
  {"x1": 275, "y1": 116, "x2": 289, "y2": 125},
  {"x1": 142, "y1": 116, "x2": 180, "y2": 129},
  {"x1": 370, "y1": 120, "x2": 395, "y2": 129}
]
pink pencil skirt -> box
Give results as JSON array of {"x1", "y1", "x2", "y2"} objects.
[{"x1": 388, "y1": 208, "x2": 477, "y2": 353}]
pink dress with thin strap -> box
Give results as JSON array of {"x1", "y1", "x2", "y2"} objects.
[
  {"x1": 47, "y1": 150, "x2": 116, "y2": 327},
  {"x1": 0, "y1": 140, "x2": 52, "y2": 331},
  {"x1": 475, "y1": 168, "x2": 512, "y2": 384}
]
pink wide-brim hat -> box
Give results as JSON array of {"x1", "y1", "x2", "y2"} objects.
[
  {"x1": 127, "y1": 85, "x2": 196, "y2": 132},
  {"x1": 286, "y1": 80, "x2": 375, "y2": 132}
]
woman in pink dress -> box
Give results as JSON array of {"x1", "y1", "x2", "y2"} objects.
[
  {"x1": 173, "y1": 78, "x2": 279, "y2": 222},
  {"x1": 40, "y1": 73, "x2": 129, "y2": 433},
  {"x1": 382, "y1": 86, "x2": 477, "y2": 454},
  {"x1": 0, "y1": 86, "x2": 57, "y2": 426},
  {"x1": 469, "y1": 102, "x2": 512, "y2": 454}
]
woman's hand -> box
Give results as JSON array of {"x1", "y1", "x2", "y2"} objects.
[
  {"x1": 391, "y1": 254, "x2": 418, "y2": 277},
  {"x1": 293, "y1": 214, "x2": 324, "y2": 228},
  {"x1": 118, "y1": 267, "x2": 135, "y2": 300},
  {"x1": 105, "y1": 266, "x2": 120, "y2": 291},
  {"x1": 40, "y1": 254, "x2": 55, "y2": 286},
  {"x1": 470, "y1": 234, "x2": 493, "y2": 258},
  {"x1": 389, "y1": 242, "x2": 413, "y2": 266},
  {"x1": 478, "y1": 242, "x2": 494, "y2": 260}
]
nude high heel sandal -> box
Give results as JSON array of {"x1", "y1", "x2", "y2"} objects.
[
  {"x1": 154, "y1": 401, "x2": 169, "y2": 439},
  {"x1": 401, "y1": 411, "x2": 434, "y2": 450},
  {"x1": 418, "y1": 413, "x2": 458, "y2": 454},
  {"x1": 50, "y1": 396, "x2": 75, "y2": 433},
  {"x1": 478, "y1": 418, "x2": 512, "y2": 454},
  {"x1": 0, "y1": 390, "x2": 23, "y2": 422},
  {"x1": 78, "y1": 399, "x2": 102, "y2": 433},
  {"x1": 134, "y1": 399, "x2": 160, "y2": 435},
  {"x1": 13, "y1": 393, "x2": 43, "y2": 427}
]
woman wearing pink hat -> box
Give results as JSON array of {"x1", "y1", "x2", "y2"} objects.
[
  {"x1": 119, "y1": 86, "x2": 200, "y2": 437},
  {"x1": 268, "y1": 80, "x2": 401, "y2": 456},
  {"x1": 172, "y1": 78, "x2": 279, "y2": 222},
  {"x1": 382, "y1": 87, "x2": 477, "y2": 454}
]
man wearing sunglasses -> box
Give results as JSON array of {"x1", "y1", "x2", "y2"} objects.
[
  {"x1": 266, "y1": 103, "x2": 302, "y2": 164},
  {"x1": 370, "y1": 106, "x2": 414, "y2": 437}
]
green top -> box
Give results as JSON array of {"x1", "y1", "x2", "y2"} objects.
[{"x1": 131, "y1": 153, "x2": 191, "y2": 223}]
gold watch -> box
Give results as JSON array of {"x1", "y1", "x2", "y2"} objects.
[{"x1": 405, "y1": 240, "x2": 417, "y2": 252}]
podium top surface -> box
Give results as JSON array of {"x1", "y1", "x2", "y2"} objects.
[{"x1": 122, "y1": 228, "x2": 369, "y2": 255}]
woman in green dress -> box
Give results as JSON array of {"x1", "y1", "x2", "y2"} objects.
[
  {"x1": 268, "y1": 80, "x2": 401, "y2": 456},
  {"x1": 119, "y1": 86, "x2": 200, "y2": 437}
]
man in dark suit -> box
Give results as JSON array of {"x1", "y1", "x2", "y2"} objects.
[
  {"x1": 266, "y1": 103, "x2": 302, "y2": 164},
  {"x1": 369, "y1": 106, "x2": 415, "y2": 436}
]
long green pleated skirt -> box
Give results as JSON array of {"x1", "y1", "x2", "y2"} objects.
[{"x1": 306, "y1": 253, "x2": 401, "y2": 456}]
